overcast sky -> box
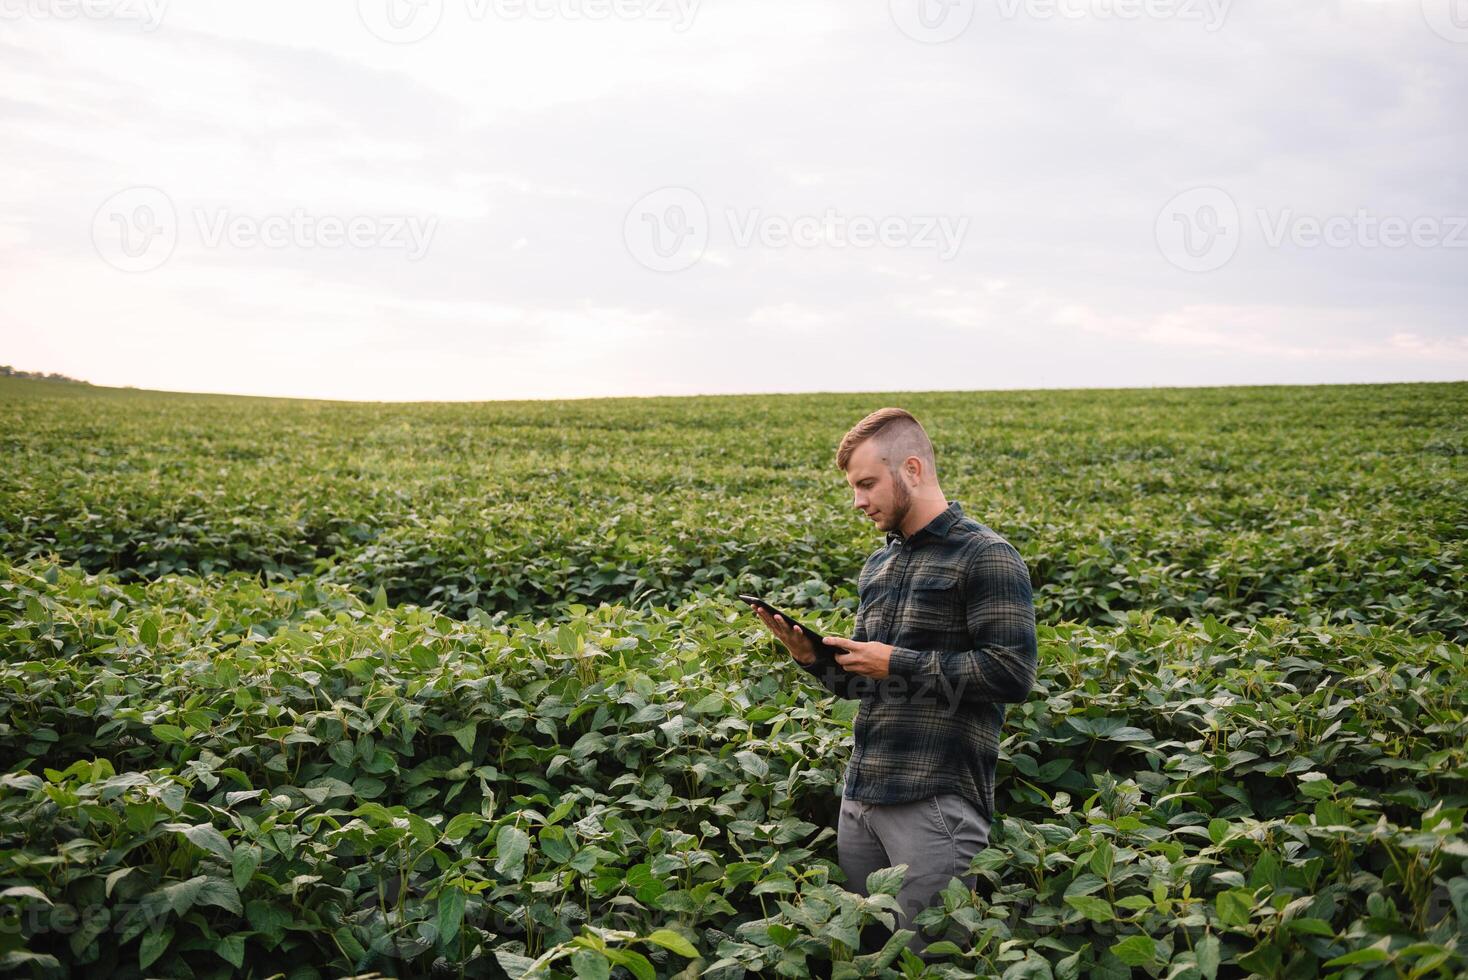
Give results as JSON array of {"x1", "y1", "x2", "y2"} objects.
[{"x1": 1, "y1": 0, "x2": 1465, "y2": 400}]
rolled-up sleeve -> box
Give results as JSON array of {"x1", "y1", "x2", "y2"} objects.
[{"x1": 886, "y1": 541, "x2": 1037, "y2": 704}]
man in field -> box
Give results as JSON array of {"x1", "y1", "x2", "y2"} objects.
[{"x1": 751, "y1": 406, "x2": 1038, "y2": 960}]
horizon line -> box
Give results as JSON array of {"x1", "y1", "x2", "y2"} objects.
[{"x1": 2, "y1": 372, "x2": 1465, "y2": 408}]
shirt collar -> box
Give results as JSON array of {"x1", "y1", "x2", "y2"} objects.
[{"x1": 886, "y1": 500, "x2": 964, "y2": 547}]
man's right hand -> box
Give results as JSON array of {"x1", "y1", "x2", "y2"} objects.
[{"x1": 750, "y1": 604, "x2": 820, "y2": 666}]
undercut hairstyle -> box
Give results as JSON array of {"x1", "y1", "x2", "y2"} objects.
[{"x1": 836, "y1": 407, "x2": 938, "y2": 481}]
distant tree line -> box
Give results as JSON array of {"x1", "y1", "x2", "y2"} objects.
[{"x1": 0, "y1": 365, "x2": 90, "y2": 384}]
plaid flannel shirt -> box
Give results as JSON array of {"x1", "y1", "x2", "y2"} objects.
[{"x1": 800, "y1": 500, "x2": 1038, "y2": 822}]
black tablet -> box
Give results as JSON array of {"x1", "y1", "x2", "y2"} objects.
[{"x1": 738, "y1": 594, "x2": 826, "y2": 644}]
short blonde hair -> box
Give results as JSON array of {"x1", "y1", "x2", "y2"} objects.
[{"x1": 836, "y1": 407, "x2": 936, "y2": 477}]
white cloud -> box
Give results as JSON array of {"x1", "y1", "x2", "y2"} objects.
[{"x1": 1052, "y1": 303, "x2": 1468, "y2": 362}]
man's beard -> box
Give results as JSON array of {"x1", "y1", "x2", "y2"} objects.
[{"x1": 888, "y1": 477, "x2": 912, "y2": 531}]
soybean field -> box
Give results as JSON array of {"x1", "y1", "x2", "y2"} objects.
[{"x1": 1, "y1": 377, "x2": 1465, "y2": 979}]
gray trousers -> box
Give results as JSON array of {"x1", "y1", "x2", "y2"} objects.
[{"x1": 837, "y1": 793, "x2": 991, "y2": 959}]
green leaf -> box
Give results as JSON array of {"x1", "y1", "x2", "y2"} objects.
[
  {"x1": 216, "y1": 934, "x2": 246, "y2": 968},
  {"x1": 1056, "y1": 943, "x2": 1090, "y2": 980},
  {"x1": 184, "y1": 824, "x2": 232, "y2": 860},
  {"x1": 443, "y1": 812, "x2": 481, "y2": 842},
  {"x1": 1195, "y1": 934, "x2": 1221, "y2": 980},
  {"x1": 232, "y1": 843, "x2": 261, "y2": 890},
  {"x1": 1324, "y1": 946, "x2": 1391, "y2": 967},
  {"x1": 1237, "y1": 941, "x2": 1284, "y2": 976},
  {"x1": 625, "y1": 863, "x2": 654, "y2": 889},
  {"x1": 246, "y1": 899, "x2": 290, "y2": 941},
  {"x1": 495, "y1": 949, "x2": 539, "y2": 980},
  {"x1": 751, "y1": 880, "x2": 798, "y2": 897},
  {"x1": 1064, "y1": 894, "x2": 1114, "y2": 922},
  {"x1": 328, "y1": 740, "x2": 356, "y2": 767},
  {"x1": 139, "y1": 926, "x2": 173, "y2": 969},
  {"x1": 1215, "y1": 888, "x2": 1253, "y2": 928},
  {"x1": 604, "y1": 948, "x2": 655, "y2": 980},
  {"x1": 1091, "y1": 837, "x2": 1114, "y2": 878},
  {"x1": 196, "y1": 878, "x2": 243, "y2": 915},
  {"x1": 450, "y1": 722, "x2": 477, "y2": 754},
  {"x1": 158, "y1": 876, "x2": 206, "y2": 915},
  {"x1": 1064, "y1": 873, "x2": 1106, "y2": 898},
  {"x1": 923, "y1": 941, "x2": 963, "y2": 957},
  {"x1": 571, "y1": 949, "x2": 611, "y2": 980},
  {"x1": 690, "y1": 692, "x2": 726, "y2": 714},
  {"x1": 159, "y1": 782, "x2": 185, "y2": 813},
  {"x1": 867, "y1": 864, "x2": 908, "y2": 896},
  {"x1": 0, "y1": 886, "x2": 53, "y2": 905},
  {"x1": 1037, "y1": 758, "x2": 1073, "y2": 782},
  {"x1": 766, "y1": 923, "x2": 796, "y2": 948},
  {"x1": 495, "y1": 824, "x2": 531, "y2": 879},
  {"x1": 1002, "y1": 950, "x2": 1054, "y2": 979},
  {"x1": 151, "y1": 724, "x2": 187, "y2": 745},
  {"x1": 643, "y1": 929, "x2": 698, "y2": 958},
  {"x1": 1109, "y1": 934, "x2": 1155, "y2": 967},
  {"x1": 336, "y1": 926, "x2": 367, "y2": 961},
  {"x1": 437, "y1": 887, "x2": 466, "y2": 946},
  {"x1": 1284, "y1": 916, "x2": 1335, "y2": 937}
]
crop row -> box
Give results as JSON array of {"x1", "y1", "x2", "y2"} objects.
[{"x1": 2, "y1": 379, "x2": 1465, "y2": 640}]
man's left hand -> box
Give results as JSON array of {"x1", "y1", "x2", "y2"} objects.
[{"x1": 821, "y1": 636, "x2": 894, "y2": 679}]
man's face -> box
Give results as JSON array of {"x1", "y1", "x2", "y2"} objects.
[{"x1": 845, "y1": 439, "x2": 913, "y2": 533}]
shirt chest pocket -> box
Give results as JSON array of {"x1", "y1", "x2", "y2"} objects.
[
  {"x1": 856, "y1": 570, "x2": 884, "y2": 639},
  {"x1": 902, "y1": 568, "x2": 964, "y2": 635}
]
